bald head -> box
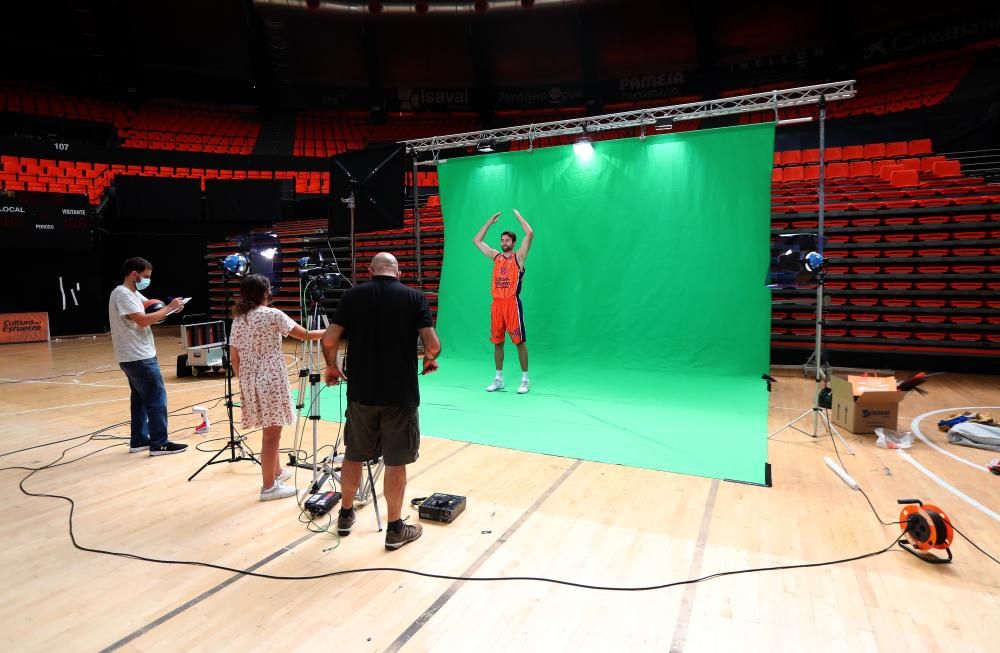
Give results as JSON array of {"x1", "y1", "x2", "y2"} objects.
[{"x1": 370, "y1": 252, "x2": 399, "y2": 277}]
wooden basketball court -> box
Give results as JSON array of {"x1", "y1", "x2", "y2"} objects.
[{"x1": 1, "y1": 328, "x2": 997, "y2": 652}]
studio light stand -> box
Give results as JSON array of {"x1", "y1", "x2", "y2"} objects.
[
  {"x1": 289, "y1": 276, "x2": 383, "y2": 530},
  {"x1": 189, "y1": 270, "x2": 261, "y2": 482},
  {"x1": 768, "y1": 95, "x2": 854, "y2": 455}
]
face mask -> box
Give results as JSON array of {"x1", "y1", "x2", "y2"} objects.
[{"x1": 135, "y1": 275, "x2": 151, "y2": 291}]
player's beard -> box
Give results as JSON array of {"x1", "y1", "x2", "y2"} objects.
[{"x1": 501, "y1": 244, "x2": 513, "y2": 252}]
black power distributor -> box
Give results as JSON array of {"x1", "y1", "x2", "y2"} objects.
[
  {"x1": 417, "y1": 493, "x2": 466, "y2": 523},
  {"x1": 305, "y1": 490, "x2": 342, "y2": 516}
]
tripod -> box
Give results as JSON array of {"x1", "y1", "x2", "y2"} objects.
[
  {"x1": 189, "y1": 275, "x2": 261, "y2": 481},
  {"x1": 769, "y1": 95, "x2": 854, "y2": 455},
  {"x1": 290, "y1": 281, "x2": 383, "y2": 530}
]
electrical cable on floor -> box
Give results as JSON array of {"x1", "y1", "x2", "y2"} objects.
[{"x1": 4, "y1": 383, "x2": 995, "y2": 591}]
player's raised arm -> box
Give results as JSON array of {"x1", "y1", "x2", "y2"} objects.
[
  {"x1": 513, "y1": 209, "x2": 534, "y2": 262},
  {"x1": 473, "y1": 211, "x2": 502, "y2": 258}
]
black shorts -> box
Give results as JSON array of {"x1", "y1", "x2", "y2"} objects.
[{"x1": 343, "y1": 401, "x2": 420, "y2": 466}]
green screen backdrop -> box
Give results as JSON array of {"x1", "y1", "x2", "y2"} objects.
[{"x1": 338, "y1": 124, "x2": 774, "y2": 483}]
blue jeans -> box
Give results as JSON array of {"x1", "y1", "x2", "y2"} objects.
[{"x1": 119, "y1": 357, "x2": 169, "y2": 448}]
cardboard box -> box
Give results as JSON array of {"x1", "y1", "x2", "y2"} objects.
[{"x1": 830, "y1": 374, "x2": 906, "y2": 434}]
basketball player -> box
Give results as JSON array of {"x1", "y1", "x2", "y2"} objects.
[{"x1": 472, "y1": 209, "x2": 533, "y2": 394}]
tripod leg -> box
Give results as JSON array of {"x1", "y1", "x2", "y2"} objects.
[
  {"x1": 768, "y1": 409, "x2": 815, "y2": 439},
  {"x1": 187, "y1": 440, "x2": 231, "y2": 481},
  {"x1": 366, "y1": 460, "x2": 382, "y2": 532},
  {"x1": 819, "y1": 409, "x2": 855, "y2": 455}
]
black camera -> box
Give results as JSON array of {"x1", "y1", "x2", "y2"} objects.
[{"x1": 297, "y1": 256, "x2": 345, "y2": 289}]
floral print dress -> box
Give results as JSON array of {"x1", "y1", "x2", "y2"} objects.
[{"x1": 230, "y1": 306, "x2": 297, "y2": 429}]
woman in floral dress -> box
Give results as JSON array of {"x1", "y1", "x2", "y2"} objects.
[{"x1": 231, "y1": 274, "x2": 325, "y2": 501}]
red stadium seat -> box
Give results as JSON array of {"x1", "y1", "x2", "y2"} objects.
[
  {"x1": 849, "y1": 161, "x2": 873, "y2": 177},
  {"x1": 932, "y1": 160, "x2": 961, "y2": 177},
  {"x1": 842, "y1": 145, "x2": 864, "y2": 161},
  {"x1": 826, "y1": 163, "x2": 849, "y2": 179},
  {"x1": 885, "y1": 141, "x2": 908, "y2": 158},
  {"x1": 890, "y1": 169, "x2": 919, "y2": 186},
  {"x1": 780, "y1": 150, "x2": 802, "y2": 165},
  {"x1": 863, "y1": 143, "x2": 886, "y2": 159}
]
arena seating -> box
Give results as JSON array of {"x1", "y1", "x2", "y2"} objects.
[
  {"x1": 770, "y1": 138, "x2": 999, "y2": 357},
  {"x1": 294, "y1": 111, "x2": 480, "y2": 157},
  {"x1": 0, "y1": 85, "x2": 259, "y2": 154}
]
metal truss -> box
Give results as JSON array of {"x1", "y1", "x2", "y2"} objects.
[{"x1": 404, "y1": 80, "x2": 856, "y2": 155}]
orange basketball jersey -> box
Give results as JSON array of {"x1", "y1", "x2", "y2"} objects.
[{"x1": 491, "y1": 253, "x2": 524, "y2": 299}]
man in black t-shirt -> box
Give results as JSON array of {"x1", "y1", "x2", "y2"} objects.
[{"x1": 322, "y1": 252, "x2": 441, "y2": 551}]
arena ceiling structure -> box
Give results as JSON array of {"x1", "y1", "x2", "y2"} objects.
[{"x1": 2, "y1": 0, "x2": 998, "y2": 120}]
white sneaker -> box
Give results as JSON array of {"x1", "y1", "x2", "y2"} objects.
[
  {"x1": 275, "y1": 468, "x2": 292, "y2": 483},
  {"x1": 486, "y1": 378, "x2": 505, "y2": 392},
  {"x1": 260, "y1": 482, "x2": 297, "y2": 502},
  {"x1": 518, "y1": 379, "x2": 530, "y2": 394}
]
